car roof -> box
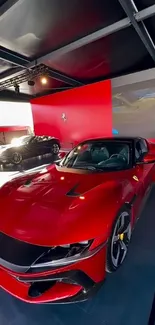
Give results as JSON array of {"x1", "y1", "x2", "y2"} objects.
[{"x1": 80, "y1": 136, "x2": 144, "y2": 143}]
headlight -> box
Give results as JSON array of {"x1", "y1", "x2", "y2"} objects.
[
  {"x1": 30, "y1": 239, "x2": 106, "y2": 271},
  {"x1": 31, "y1": 241, "x2": 92, "y2": 270}
]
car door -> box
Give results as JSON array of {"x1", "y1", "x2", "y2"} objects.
[
  {"x1": 117, "y1": 140, "x2": 147, "y2": 223},
  {"x1": 37, "y1": 136, "x2": 49, "y2": 155},
  {"x1": 123, "y1": 138, "x2": 154, "y2": 223},
  {"x1": 122, "y1": 165, "x2": 144, "y2": 223}
]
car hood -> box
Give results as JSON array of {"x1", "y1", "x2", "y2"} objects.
[
  {"x1": 0, "y1": 144, "x2": 12, "y2": 153},
  {"x1": 0, "y1": 165, "x2": 122, "y2": 246}
]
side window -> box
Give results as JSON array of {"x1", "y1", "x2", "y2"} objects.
[
  {"x1": 135, "y1": 139, "x2": 148, "y2": 162},
  {"x1": 36, "y1": 137, "x2": 43, "y2": 142}
]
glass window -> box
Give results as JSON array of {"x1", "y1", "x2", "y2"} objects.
[
  {"x1": 35, "y1": 136, "x2": 42, "y2": 143},
  {"x1": 35, "y1": 136, "x2": 50, "y2": 142},
  {"x1": 61, "y1": 141, "x2": 131, "y2": 172},
  {"x1": 40, "y1": 136, "x2": 51, "y2": 142},
  {"x1": 135, "y1": 139, "x2": 148, "y2": 162},
  {"x1": 19, "y1": 136, "x2": 33, "y2": 144},
  {"x1": 30, "y1": 137, "x2": 39, "y2": 144}
]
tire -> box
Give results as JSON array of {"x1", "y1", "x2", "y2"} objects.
[
  {"x1": 51, "y1": 143, "x2": 60, "y2": 155},
  {"x1": 11, "y1": 152, "x2": 23, "y2": 165},
  {"x1": 106, "y1": 208, "x2": 131, "y2": 273}
]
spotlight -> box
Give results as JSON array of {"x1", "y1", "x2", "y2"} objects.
[
  {"x1": 14, "y1": 84, "x2": 20, "y2": 93},
  {"x1": 28, "y1": 80, "x2": 35, "y2": 86},
  {"x1": 41, "y1": 76, "x2": 48, "y2": 85}
]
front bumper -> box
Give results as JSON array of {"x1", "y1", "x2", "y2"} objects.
[{"x1": 0, "y1": 243, "x2": 107, "y2": 304}]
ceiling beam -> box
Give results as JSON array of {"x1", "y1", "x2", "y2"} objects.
[
  {"x1": 112, "y1": 66, "x2": 155, "y2": 90},
  {"x1": 118, "y1": 0, "x2": 155, "y2": 63},
  {"x1": 0, "y1": 65, "x2": 83, "y2": 89},
  {"x1": 136, "y1": 4, "x2": 155, "y2": 22},
  {"x1": 47, "y1": 68, "x2": 83, "y2": 86},
  {"x1": 30, "y1": 4, "x2": 155, "y2": 67},
  {"x1": 1, "y1": 3, "x2": 155, "y2": 82},
  {"x1": 32, "y1": 18, "x2": 131, "y2": 66},
  {"x1": 0, "y1": 0, "x2": 21, "y2": 19},
  {"x1": 0, "y1": 65, "x2": 83, "y2": 87},
  {"x1": 0, "y1": 46, "x2": 30, "y2": 68},
  {"x1": 1, "y1": 4, "x2": 155, "y2": 69},
  {"x1": 0, "y1": 17, "x2": 131, "y2": 73},
  {"x1": 0, "y1": 66, "x2": 23, "y2": 80}
]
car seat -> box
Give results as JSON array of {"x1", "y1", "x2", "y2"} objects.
[
  {"x1": 91, "y1": 147, "x2": 109, "y2": 164},
  {"x1": 119, "y1": 145, "x2": 129, "y2": 163},
  {"x1": 77, "y1": 150, "x2": 92, "y2": 163}
]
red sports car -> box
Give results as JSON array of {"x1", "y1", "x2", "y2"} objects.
[{"x1": 0, "y1": 137, "x2": 155, "y2": 304}]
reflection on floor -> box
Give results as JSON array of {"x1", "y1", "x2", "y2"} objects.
[
  {"x1": 0, "y1": 154, "x2": 58, "y2": 187},
  {"x1": 0, "y1": 184, "x2": 155, "y2": 324},
  {"x1": 0, "y1": 153, "x2": 57, "y2": 172}
]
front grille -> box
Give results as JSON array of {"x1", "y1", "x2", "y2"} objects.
[{"x1": 0, "y1": 232, "x2": 50, "y2": 270}]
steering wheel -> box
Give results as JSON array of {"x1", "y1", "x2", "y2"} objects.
[{"x1": 110, "y1": 153, "x2": 127, "y2": 161}]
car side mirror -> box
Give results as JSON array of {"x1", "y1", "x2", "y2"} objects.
[{"x1": 137, "y1": 152, "x2": 155, "y2": 164}]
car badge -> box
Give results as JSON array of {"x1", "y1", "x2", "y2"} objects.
[
  {"x1": 62, "y1": 113, "x2": 67, "y2": 122},
  {"x1": 133, "y1": 175, "x2": 139, "y2": 182}
]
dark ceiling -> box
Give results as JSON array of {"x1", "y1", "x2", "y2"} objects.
[{"x1": 0, "y1": 0, "x2": 155, "y2": 101}]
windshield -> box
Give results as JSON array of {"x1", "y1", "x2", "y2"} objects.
[
  {"x1": 61, "y1": 141, "x2": 131, "y2": 171},
  {"x1": 20, "y1": 136, "x2": 33, "y2": 144}
]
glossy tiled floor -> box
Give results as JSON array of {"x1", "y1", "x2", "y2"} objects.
[
  {"x1": 0, "y1": 154, "x2": 56, "y2": 187},
  {"x1": 0, "y1": 167, "x2": 155, "y2": 325}
]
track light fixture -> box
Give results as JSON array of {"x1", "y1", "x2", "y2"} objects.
[
  {"x1": 0, "y1": 65, "x2": 47, "y2": 92},
  {"x1": 14, "y1": 84, "x2": 20, "y2": 93},
  {"x1": 28, "y1": 80, "x2": 35, "y2": 86}
]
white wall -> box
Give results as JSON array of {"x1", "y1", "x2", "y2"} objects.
[{"x1": 0, "y1": 101, "x2": 34, "y2": 131}]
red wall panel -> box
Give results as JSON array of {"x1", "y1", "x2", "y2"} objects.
[{"x1": 31, "y1": 80, "x2": 112, "y2": 147}]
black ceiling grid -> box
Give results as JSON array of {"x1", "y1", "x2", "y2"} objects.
[{"x1": 0, "y1": 0, "x2": 155, "y2": 101}]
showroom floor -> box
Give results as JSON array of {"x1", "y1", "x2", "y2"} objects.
[{"x1": 0, "y1": 158, "x2": 155, "y2": 325}]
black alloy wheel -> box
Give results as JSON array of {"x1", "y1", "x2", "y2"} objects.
[
  {"x1": 11, "y1": 152, "x2": 23, "y2": 165},
  {"x1": 106, "y1": 209, "x2": 131, "y2": 273},
  {"x1": 51, "y1": 143, "x2": 60, "y2": 155}
]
